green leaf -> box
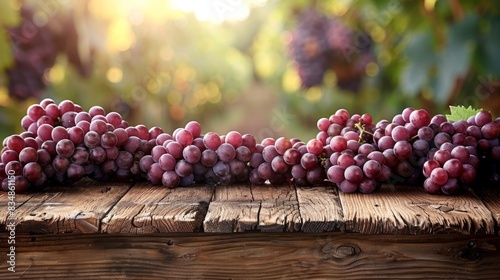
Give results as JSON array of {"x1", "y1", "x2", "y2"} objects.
[
  {"x1": 446, "y1": 105, "x2": 482, "y2": 122},
  {"x1": 434, "y1": 14, "x2": 477, "y2": 104},
  {"x1": 400, "y1": 32, "x2": 435, "y2": 96}
]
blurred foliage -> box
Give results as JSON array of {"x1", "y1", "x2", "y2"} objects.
[{"x1": 0, "y1": 0, "x2": 499, "y2": 141}]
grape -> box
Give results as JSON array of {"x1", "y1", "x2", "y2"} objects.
[
  {"x1": 116, "y1": 151, "x2": 134, "y2": 169},
  {"x1": 393, "y1": 141, "x2": 412, "y2": 159},
  {"x1": 90, "y1": 147, "x2": 106, "y2": 164},
  {"x1": 306, "y1": 139, "x2": 324, "y2": 156},
  {"x1": 216, "y1": 143, "x2": 236, "y2": 163},
  {"x1": 84, "y1": 131, "x2": 101, "y2": 149},
  {"x1": 235, "y1": 146, "x2": 251, "y2": 162},
  {"x1": 225, "y1": 131, "x2": 243, "y2": 148},
  {"x1": 481, "y1": 122, "x2": 500, "y2": 140},
  {"x1": 330, "y1": 136, "x2": 347, "y2": 152},
  {"x1": 139, "y1": 155, "x2": 155, "y2": 173},
  {"x1": 451, "y1": 146, "x2": 470, "y2": 164},
  {"x1": 441, "y1": 178, "x2": 459, "y2": 195},
  {"x1": 475, "y1": 110, "x2": 492, "y2": 127},
  {"x1": 183, "y1": 145, "x2": 201, "y2": 164},
  {"x1": 257, "y1": 162, "x2": 275, "y2": 180},
  {"x1": 363, "y1": 160, "x2": 381, "y2": 179},
  {"x1": 430, "y1": 167, "x2": 448, "y2": 185},
  {"x1": 391, "y1": 126, "x2": 410, "y2": 142},
  {"x1": 19, "y1": 147, "x2": 38, "y2": 164},
  {"x1": 67, "y1": 164, "x2": 85, "y2": 181},
  {"x1": 460, "y1": 164, "x2": 476, "y2": 183},
  {"x1": 344, "y1": 165, "x2": 363, "y2": 184},
  {"x1": 409, "y1": 109, "x2": 431, "y2": 128},
  {"x1": 162, "y1": 171, "x2": 180, "y2": 188},
  {"x1": 327, "y1": 165, "x2": 344, "y2": 183},
  {"x1": 229, "y1": 160, "x2": 246, "y2": 175},
  {"x1": 106, "y1": 147, "x2": 119, "y2": 160},
  {"x1": 300, "y1": 152, "x2": 318, "y2": 170},
  {"x1": 68, "y1": 126, "x2": 85, "y2": 145},
  {"x1": 71, "y1": 147, "x2": 90, "y2": 165},
  {"x1": 213, "y1": 161, "x2": 230, "y2": 177},
  {"x1": 271, "y1": 156, "x2": 289, "y2": 174},
  {"x1": 339, "y1": 180, "x2": 358, "y2": 193},
  {"x1": 37, "y1": 149, "x2": 52, "y2": 166},
  {"x1": 337, "y1": 153, "x2": 355, "y2": 169},
  {"x1": 306, "y1": 166, "x2": 325, "y2": 184},
  {"x1": 55, "y1": 139, "x2": 75, "y2": 158},
  {"x1": 424, "y1": 178, "x2": 441, "y2": 194},
  {"x1": 249, "y1": 168, "x2": 265, "y2": 184},
  {"x1": 203, "y1": 132, "x2": 221, "y2": 150},
  {"x1": 100, "y1": 132, "x2": 117, "y2": 149}
]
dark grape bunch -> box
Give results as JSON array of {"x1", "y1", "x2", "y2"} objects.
[
  {"x1": 1, "y1": 99, "x2": 499, "y2": 196},
  {"x1": 289, "y1": 9, "x2": 373, "y2": 91}
]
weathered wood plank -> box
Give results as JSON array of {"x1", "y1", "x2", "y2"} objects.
[
  {"x1": 204, "y1": 184, "x2": 301, "y2": 232},
  {"x1": 2, "y1": 232, "x2": 499, "y2": 279},
  {"x1": 251, "y1": 184, "x2": 301, "y2": 232},
  {"x1": 101, "y1": 182, "x2": 213, "y2": 233},
  {"x1": 7, "y1": 179, "x2": 132, "y2": 234},
  {"x1": 0, "y1": 191, "x2": 36, "y2": 231},
  {"x1": 339, "y1": 184, "x2": 495, "y2": 234},
  {"x1": 473, "y1": 187, "x2": 500, "y2": 231},
  {"x1": 204, "y1": 184, "x2": 259, "y2": 232},
  {"x1": 295, "y1": 183, "x2": 344, "y2": 232}
]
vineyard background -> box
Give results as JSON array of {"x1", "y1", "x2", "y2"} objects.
[{"x1": 0, "y1": 0, "x2": 499, "y2": 141}]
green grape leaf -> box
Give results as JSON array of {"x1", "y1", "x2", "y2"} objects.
[{"x1": 446, "y1": 105, "x2": 482, "y2": 122}]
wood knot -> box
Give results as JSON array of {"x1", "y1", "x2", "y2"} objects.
[{"x1": 322, "y1": 242, "x2": 359, "y2": 258}]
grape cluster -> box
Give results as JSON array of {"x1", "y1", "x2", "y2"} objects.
[
  {"x1": 289, "y1": 9, "x2": 373, "y2": 91},
  {"x1": 1, "y1": 99, "x2": 162, "y2": 192},
  {"x1": 5, "y1": 6, "x2": 92, "y2": 100},
  {"x1": 1, "y1": 99, "x2": 499, "y2": 195}
]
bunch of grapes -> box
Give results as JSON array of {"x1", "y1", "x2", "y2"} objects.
[
  {"x1": 289, "y1": 9, "x2": 374, "y2": 91},
  {"x1": 5, "y1": 5, "x2": 93, "y2": 100},
  {"x1": 0, "y1": 98, "x2": 163, "y2": 192},
  {"x1": 1, "y1": 98, "x2": 499, "y2": 195}
]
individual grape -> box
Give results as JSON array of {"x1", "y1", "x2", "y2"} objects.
[
  {"x1": 19, "y1": 147, "x2": 38, "y2": 164},
  {"x1": 173, "y1": 159, "x2": 192, "y2": 177},
  {"x1": 212, "y1": 161, "x2": 230, "y2": 177},
  {"x1": 116, "y1": 151, "x2": 134, "y2": 169},
  {"x1": 7, "y1": 135, "x2": 26, "y2": 153},
  {"x1": 391, "y1": 126, "x2": 410, "y2": 142},
  {"x1": 106, "y1": 147, "x2": 120, "y2": 160},
  {"x1": 216, "y1": 143, "x2": 236, "y2": 163},
  {"x1": 183, "y1": 145, "x2": 201, "y2": 164},
  {"x1": 441, "y1": 178, "x2": 460, "y2": 195},
  {"x1": 283, "y1": 148, "x2": 301, "y2": 165},
  {"x1": 443, "y1": 158, "x2": 463, "y2": 178},
  {"x1": 68, "y1": 126, "x2": 85, "y2": 145},
  {"x1": 363, "y1": 160, "x2": 381, "y2": 179},
  {"x1": 344, "y1": 165, "x2": 363, "y2": 184},
  {"x1": 235, "y1": 146, "x2": 251, "y2": 162},
  {"x1": 175, "y1": 129, "x2": 194, "y2": 148},
  {"x1": 358, "y1": 178, "x2": 378, "y2": 194},
  {"x1": 257, "y1": 162, "x2": 275, "y2": 180},
  {"x1": 434, "y1": 132, "x2": 451, "y2": 148},
  {"x1": 139, "y1": 155, "x2": 155, "y2": 173},
  {"x1": 481, "y1": 122, "x2": 500, "y2": 140},
  {"x1": 84, "y1": 131, "x2": 101, "y2": 149},
  {"x1": 393, "y1": 141, "x2": 412, "y2": 159},
  {"x1": 413, "y1": 139, "x2": 430, "y2": 157},
  {"x1": 423, "y1": 159, "x2": 440, "y2": 178},
  {"x1": 327, "y1": 165, "x2": 344, "y2": 184},
  {"x1": 262, "y1": 145, "x2": 279, "y2": 163},
  {"x1": 52, "y1": 155, "x2": 70, "y2": 173},
  {"x1": 339, "y1": 180, "x2": 358, "y2": 193},
  {"x1": 100, "y1": 132, "x2": 117, "y2": 149},
  {"x1": 162, "y1": 171, "x2": 180, "y2": 188},
  {"x1": 229, "y1": 159, "x2": 246, "y2": 175},
  {"x1": 423, "y1": 178, "x2": 441, "y2": 194},
  {"x1": 330, "y1": 136, "x2": 347, "y2": 152},
  {"x1": 225, "y1": 131, "x2": 243, "y2": 148},
  {"x1": 409, "y1": 109, "x2": 430, "y2": 128},
  {"x1": 249, "y1": 168, "x2": 265, "y2": 185},
  {"x1": 430, "y1": 167, "x2": 448, "y2": 185},
  {"x1": 377, "y1": 136, "x2": 395, "y2": 151},
  {"x1": 300, "y1": 152, "x2": 318, "y2": 170},
  {"x1": 271, "y1": 156, "x2": 289, "y2": 174},
  {"x1": 396, "y1": 160, "x2": 414, "y2": 178},
  {"x1": 353, "y1": 154, "x2": 368, "y2": 167},
  {"x1": 61, "y1": 111, "x2": 77, "y2": 128},
  {"x1": 37, "y1": 149, "x2": 52, "y2": 167},
  {"x1": 56, "y1": 139, "x2": 75, "y2": 158},
  {"x1": 474, "y1": 110, "x2": 492, "y2": 127},
  {"x1": 90, "y1": 147, "x2": 106, "y2": 164},
  {"x1": 306, "y1": 139, "x2": 323, "y2": 156},
  {"x1": 41, "y1": 140, "x2": 57, "y2": 157},
  {"x1": 203, "y1": 132, "x2": 221, "y2": 150},
  {"x1": 306, "y1": 166, "x2": 325, "y2": 184},
  {"x1": 417, "y1": 126, "x2": 434, "y2": 142},
  {"x1": 37, "y1": 124, "x2": 53, "y2": 142},
  {"x1": 71, "y1": 147, "x2": 89, "y2": 165},
  {"x1": 336, "y1": 153, "x2": 355, "y2": 169},
  {"x1": 460, "y1": 164, "x2": 476, "y2": 183},
  {"x1": 67, "y1": 163, "x2": 85, "y2": 181},
  {"x1": 151, "y1": 146, "x2": 167, "y2": 163}
]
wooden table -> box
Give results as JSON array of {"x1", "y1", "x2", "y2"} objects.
[{"x1": 1, "y1": 179, "x2": 500, "y2": 279}]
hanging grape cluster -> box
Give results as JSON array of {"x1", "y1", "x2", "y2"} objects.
[{"x1": 288, "y1": 9, "x2": 373, "y2": 92}]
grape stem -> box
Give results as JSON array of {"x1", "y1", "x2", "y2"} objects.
[{"x1": 354, "y1": 122, "x2": 373, "y2": 143}]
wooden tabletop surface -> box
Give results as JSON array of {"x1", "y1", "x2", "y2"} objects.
[{"x1": 1, "y1": 178, "x2": 499, "y2": 235}]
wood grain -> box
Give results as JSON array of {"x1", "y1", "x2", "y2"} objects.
[
  {"x1": 295, "y1": 183, "x2": 344, "y2": 232},
  {"x1": 204, "y1": 184, "x2": 259, "y2": 232},
  {"x1": 5, "y1": 179, "x2": 131, "y2": 234},
  {"x1": 204, "y1": 184, "x2": 301, "y2": 232},
  {"x1": 101, "y1": 182, "x2": 213, "y2": 233},
  {"x1": 0, "y1": 190, "x2": 36, "y2": 231},
  {"x1": 1, "y1": 232, "x2": 499, "y2": 279},
  {"x1": 473, "y1": 187, "x2": 500, "y2": 231},
  {"x1": 339, "y1": 184, "x2": 495, "y2": 234}
]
